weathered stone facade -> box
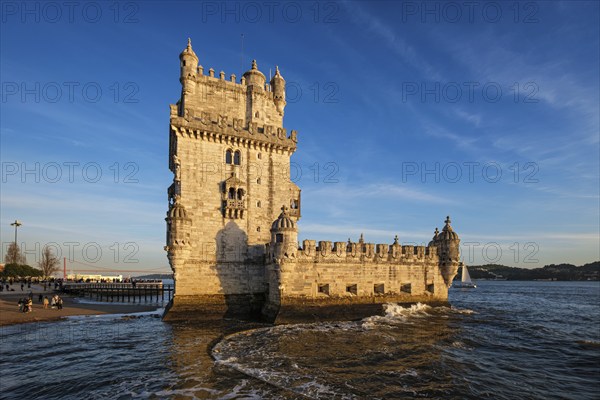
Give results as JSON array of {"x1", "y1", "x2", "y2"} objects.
[{"x1": 163, "y1": 39, "x2": 461, "y2": 322}]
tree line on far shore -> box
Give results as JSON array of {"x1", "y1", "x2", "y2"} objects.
[
  {"x1": 2, "y1": 243, "x2": 59, "y2": 279},
  {"x1": 462, "y1": 261, "x2": 600, "y2": 281}
]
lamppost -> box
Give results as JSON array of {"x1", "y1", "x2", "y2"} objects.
[{"x1": 10, "y1": 220, "x2": 22, "y2": 247}]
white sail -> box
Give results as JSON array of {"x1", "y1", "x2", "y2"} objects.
[
  {"x1": 462, "y1": 265, "x2": 472, "y2": 283},
  {"x1": 456, "y1": 265, "x2": 476, "y2": 288}
]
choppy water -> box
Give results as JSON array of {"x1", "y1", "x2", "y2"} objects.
[{"x1": 1, "y1": 281, "x2": 598, "y2": 399}]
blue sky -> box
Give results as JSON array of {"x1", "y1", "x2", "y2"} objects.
[{"x1": 1, "y1": 1, "x2": 598, "y2": 275}]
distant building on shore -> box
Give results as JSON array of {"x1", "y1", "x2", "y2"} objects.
[
  {"x1": 163, "y1": 39, "x2": 462, "y2": 322},
  {"x1": 67, "y1": 273, "x2": 123, "y2": 282}
]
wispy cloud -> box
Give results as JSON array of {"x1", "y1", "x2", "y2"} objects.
[
  {"x1": 308, "y1": 182, "x2": 455, "y2": 205},
  {"x1": 341, "y1": 0, "x2": 442, "y2": 80}
]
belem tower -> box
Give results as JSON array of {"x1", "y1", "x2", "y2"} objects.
[{"x1": 163, "y1": 39, "x2": 462, "y2": 322}]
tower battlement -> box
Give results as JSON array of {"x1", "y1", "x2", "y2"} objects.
[
  {"x1": 269, "y1": 238, "x2": 438, "y2": 263},
  {"x1": 178, "y1": 38, "x2": 287, "y2": 132}
]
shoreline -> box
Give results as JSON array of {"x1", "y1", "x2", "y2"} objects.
[{"x1": 0, "y1": 286, "x2": 161, "y2": 327}]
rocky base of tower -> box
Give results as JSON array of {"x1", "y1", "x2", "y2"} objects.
[
  {"x1": 162, "y1": 293, "x2": 265, "y2": 322},
  {"x1": 262, "y1": 295, "x2": 450, "y2": 324}
]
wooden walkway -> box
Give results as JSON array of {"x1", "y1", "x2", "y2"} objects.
[{"x1": 61, "y1": 283, "x2": 174, "y2": 304}]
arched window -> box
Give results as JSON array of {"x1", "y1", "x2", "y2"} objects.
[
  {"x1": 291, "y1": 199, "x2": 298, "y2": 209},
  {"x1": 257, "y1": 201, "x2": 261, "y2": 208},
  {"x1": 228, "y1": 187, "x2": 235, "y2": 199},
  {"x1": 257, "y1": 178, "x2": 261, "y2": 184},
  {"x1": 237, "y1": 188, "x2": 244, "y2": 200},
  {"x1": 255, "y1": 111, "x2": 259, "y2": 118},
  {"x1": 233, "y1": 150, "x2": 241, "y2": 165},
  {"x1": 257, "y1": 153, "x2": 262, "y2": 159},
  {"x1": 225, "y1": 149, "x2": 233, "y2": 164}
]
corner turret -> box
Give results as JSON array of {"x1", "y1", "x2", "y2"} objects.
[
  {"x1": 165, "y1": 195, "x2": 192, "y2": 250},
  {"x1": 243, "y1": 60, "x2": 266, "y2": 89},
  {"x1": 179, "y1": 38, "x2": 198, "y2": 83},
  {"x1": 269, "y1": 206, "x2": 298, "y2": 260},
  {"x1": 178, "y1": 38, "x2": 198, "y2": 115},
  {"x1": 164, "y1": 195, "x2": 192, "y2": 289},
  {"x1": 432, "y1": 216, "x2": 461, "y2": 286},
  {"x1": 270, "y1": 66, "x2": 286, "y2": 115}
]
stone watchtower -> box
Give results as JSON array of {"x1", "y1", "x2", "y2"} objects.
[
  {"x1": 164, "y1": 39, "x2": 301, "y2": 320},
  {"x1": 163, "y1": 39, "x2": 463, "y2": 322}
]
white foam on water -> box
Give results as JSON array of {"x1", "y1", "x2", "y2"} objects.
[{"x1": 384, "y1": 302, "x2": 432, "y2": 318}]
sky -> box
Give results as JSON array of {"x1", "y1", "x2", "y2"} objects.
[{"x1": 1, "y1": 0, "x2": 599, "y2": 275}]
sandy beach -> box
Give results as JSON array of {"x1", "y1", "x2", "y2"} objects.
[{"x1": 0, "y1": 284, "x2": 160, "y2": 326}]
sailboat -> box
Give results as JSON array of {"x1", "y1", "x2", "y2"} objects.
[{"x1": 454, "y1": 264, "x2": 477, "y2": 288}]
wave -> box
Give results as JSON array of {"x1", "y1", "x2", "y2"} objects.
[{"x1": 362, "y1": 302, "x2": 475, "y2": 328}]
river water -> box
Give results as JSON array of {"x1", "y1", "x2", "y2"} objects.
[{"x1": 0, "y1": 281, "x2": 598, "y2": 399}]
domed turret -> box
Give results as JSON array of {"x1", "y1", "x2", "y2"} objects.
[
  {"x1": 168, "y1": 200, "x2": 189, "y2": 220},
  {"x1": 271, "y1": 207, "x2": 295, "y2": 231},
  {"x1": 434, "y1": 216, "x2": 461, "y2": 287},
  {"x1": 270, "y1": 206, "x2": 298, "y2": 260},
  {"x1": 243, "y1": 60, "x2": 266, "y2": 89},
  {"x1": 179, "y1": 38, "x2": 198, "y2": 82},
  {"x1": 270, "y1": 66, "x2": 286, "y2": 115},
  {"x1": 165, "y1": 195, "x2": 192, "y2": 249},
  {"x1": 439, "y1": 216, "x2": 459, "y2": 241},
  {"x1": 428, "y1": 227, "x2": 439, "y2": 247}
]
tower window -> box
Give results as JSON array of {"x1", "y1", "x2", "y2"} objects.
[
  {"x1": 401, "y1": 283, "x2": 412, "y2": 294},
  {"x1": 228, "y1": 187, "x2": 235, "y2": 199},
  {"x1": 318, "y1": 284, "x2": 330, "y2": 295},
  {"x1": 346, "y1": 284, "x2": 357, "y2": 295},
  {"x1": 257, "y1": 178, "x2": 261, "y2": 184},
  {"x1": 257, "y1": 201, "x2": 261, "y2": 208},
  {"x1": 225, "y1": 149, "x2": 233, "y2": 164},
  {"x1": 237, "y1": 188, "x2": 244, "y2": 200},
  {"x1": 257, "y1": 153, "x2": 262, "y2": 159},
  {"x1": 255, "y1": 111, "x2": 259, "y2": 118},
  {"x1": 257, "y1": 227, "x2": 261, "y2": 232},
  {"x1": 234, "y1": 150, "x2": 241, "y2": 165},
  {"x1": 290, "y1": 199, "x2": 299, "y2": 209},
  {"x1": 374, "y1": 284, "x2": 385, "y2": 295},
  {"x1": 276, "y1": 233, "x2": 284, "y2": 243}
]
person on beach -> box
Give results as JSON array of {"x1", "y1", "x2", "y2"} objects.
[
  {"x1": 57, "y1": 296, "x2": 63, "y2": 310},
  {"x1": 26, "y1": 298, "x2": 33, "y2": 312},
  {"x1": 28, "y1": 291, "x2": 33, "y2": 300},
  {"x1": 20, "y1": 283, "x2": 24, "y2": 291},
  {"x1": 38, "y1": 293, "x2": 43, "y2": 303},
  {"x1": 43, "y1": 296, "x2": 49, "y2": 309},
  {"x1": 17, "y1": 298, "x2": 24, "y2": 312},
  {"x1": 51, "y1": 295, "x2": 57, "y2": 309}
]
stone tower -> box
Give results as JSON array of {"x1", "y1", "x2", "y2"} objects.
[
  {"x1": 164, "y1": 39, "x2": 301, "y2": 320},
  {"x1": 163, "y1": 39, "x2": 462, "y2": 323}
]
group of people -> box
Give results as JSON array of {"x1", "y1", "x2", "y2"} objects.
[
  {"x1": 49, "y1": 295, "x2": 64, "y2": 310},
  {"x1": 17, "y1": 294, "x2": 64, "y2": 312},
  {"x1": 17, "y1": 297, "x2": 33, "y2": 313}
]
